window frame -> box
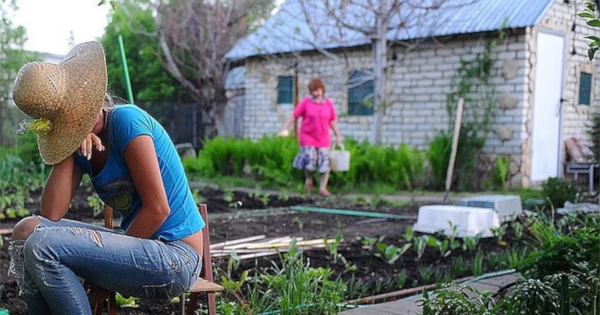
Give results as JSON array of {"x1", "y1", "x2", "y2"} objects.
[
  {"x1": 576, "y1": 64, "x2": 594, "y2": 106},
  {"x1": 347, "y1": 70, "x2": 374, "y2": 116},
  {"x1": 276, "y1": 76, "x2": 295, "y2": 105}
]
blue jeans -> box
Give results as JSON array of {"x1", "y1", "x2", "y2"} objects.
[{"x1": 9, "y1": 216, "x2": 202, "y2": 315}]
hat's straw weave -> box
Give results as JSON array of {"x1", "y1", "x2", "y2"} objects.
[{"x1": 12, "y1": 42, "x2": 108, "y2": 165}]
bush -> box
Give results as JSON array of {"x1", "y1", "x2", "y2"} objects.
[
  {"x1": 541, "y1": 177, "x2": 580, "y2": 208},
  {"x1": 427, "y1": 132, "x2": 452, "y2": 190},
  {"x1": 185, "y1": 136, "x2": 426, "y2": 190}
]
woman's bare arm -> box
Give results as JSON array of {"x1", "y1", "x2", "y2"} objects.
[
  {"x1": 122, "y1": 135, "x2": 170, "y2": 238},
  {"x1": 41, "y1": 155, "x2": 83, "y2": 221}
]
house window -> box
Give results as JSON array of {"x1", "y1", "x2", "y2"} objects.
[
  {"x1": 348, "y1": 70, "x2": 374, "y2": 116},
  {"x1": 277, "y1": 76, "x2": 294, "y2": 104},
  {"x1": 579, "y1": 72, "x2": 592, "y2": 105}
]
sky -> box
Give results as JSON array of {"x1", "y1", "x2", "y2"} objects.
[
  {"x1": 12, "y1": 0, "x2": 110, "y2": 55},
  {"x1": 11, "y1": 0, "x2": 284, "y2": 56}
]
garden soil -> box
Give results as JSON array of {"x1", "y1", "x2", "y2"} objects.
[{"x1": 0, "y1": 186, "x2": 506, "y2": 314}]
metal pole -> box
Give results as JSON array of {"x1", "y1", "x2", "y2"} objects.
[
  {"x1": 117, "y1": 35, "x2": 134, "y2": 104},
  {"x1": 560, "y1": 274, "x2": 570, "y2": 315}
]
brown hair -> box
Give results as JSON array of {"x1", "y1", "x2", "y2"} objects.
[{"x1": 308, "y1": 77, "x2": 325, "y2": 93}]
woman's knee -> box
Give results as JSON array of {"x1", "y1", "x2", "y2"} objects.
[{"x1": 12, "y1": 216, "x2": 42, "y2": 240}]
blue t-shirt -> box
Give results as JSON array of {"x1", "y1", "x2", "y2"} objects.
[{"x1": 74, "y1": 105, "x2": 204, "y2": 240}]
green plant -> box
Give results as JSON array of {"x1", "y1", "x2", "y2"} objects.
[
  {"x1": 418, "y1": 265, "x2": 434, "y2": 284},
  {"x1": 396, "y1": 269, "x2": 408, "y2": 289},
  {"x1": 324, "y1": 231, "x2": 343, "y2": 264},
  {"x1": 426, "y1": 236, "x2": 451, "y2": 258},
  {"x1": 434, "y1": 269, "x2": 453, "y2": 284},
  {"x1": 427, "y1": 131, "x2": 452, "y2": 189},
  {"x1": 446, "y1": 222, "x2": 461, "y2": 250},
  {"x1": 375, "y1": 242, "x2": 412, "y2": 265},
  {"x1": 491, "y1": 224, "x2": 507, "y2": 245},
  {"x1": 580, "y1": 1, "x2": 600, "y2": 60},
  {"x1": 451, "y1": 256, "x2": 469, "y2": 277},
  {"x1": 361, "y1": 236, "x2": 378, "y2": 250},
  {"x1": 115, "y1": 292, "x2": 139, "y2": 308},
  {"x1": 345, "y1": 275, "x2": 369, "y2": 300},
  {"x1": 413, "y1": 235, "x2": 428, "y2": 261},
  {"x1": 87, "y1": 195, "x2": 104, "y2": 217},
  {"x1": 418, "y1": 282, "x2": 501, "y2": 315},
  {"x1": 511, "y1": 221, "x2": 524, "y2": 241},
  {"x1": 260, "y1": 243, "x2": 346, "y2": 315},
  {"x1": 472, "y1": 249, "x2": 484, "y2": 277},
  {"x1": 292, "y1": 217, "x2": 305, "y2": 231},
  {"x1": 541, "y1": 177, "x2": 580, "y2": 208},
  {"x1": 491, "y1": 156, "x2": 510, "y2": 190},
  {"x1": 504, "y1": 246, "x2": 527, "y2": 269},
  {"x1": 462, "y1": 232, "x2": 483, "y2": 252},
  {"x1": 402, "y1": 226, "x2": 414, "y2": 243},
  {"x1": 484, "y1": 252, "x2": 506, "y2": 271},
  {"x1": 501, "y1": 278, "x2": 561, "y2": 315}
]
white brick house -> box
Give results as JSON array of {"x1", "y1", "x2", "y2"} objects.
[{"x1": 226, "y1": 0, "x2": 600, "y2": 188}]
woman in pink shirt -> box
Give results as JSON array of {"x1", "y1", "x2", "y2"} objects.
[{"x1": 279, "y1": 78, "x2": 342, "y2": 196}]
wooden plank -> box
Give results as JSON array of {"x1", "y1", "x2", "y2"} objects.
[
  {"x1": 223, "y1": 237, "x2": 301, "y2": 250},
  {"x1": 239, "y1": 252, "x2": 281, "y2": 260},
  {"x1": 188, "y1": 278, "x2": 224, "y2": 293},
  {"x1": 0, "y1": 228, "x2": 13, "y2": 235},
  {"x1": 246, "y1": 239, "x2": 335, "y2": 249},
  {"x1": 210, "y1": 235, "x2": 266, "y2": 249}
]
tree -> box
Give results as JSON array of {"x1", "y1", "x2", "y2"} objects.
[
  {"x1": 100, "y1": 0, "x2": 186, "y2": 103},
  {"x1": 0, "y1": 0, "x2": 37, "y2": 147},
  {"x1": 153, "y1": 0, "x2": 275, "y2": 136}
]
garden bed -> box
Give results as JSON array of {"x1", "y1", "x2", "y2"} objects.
[{"x1": 0, "y1": 186, "x2": 515, "y2": 314}]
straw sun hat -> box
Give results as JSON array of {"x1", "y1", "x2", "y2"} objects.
[{"x1": 12, "y1": 41, "x2": 108, "y2": 165}]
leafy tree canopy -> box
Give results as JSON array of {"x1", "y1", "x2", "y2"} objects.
[{"x1": 100, "y1": 0, "x2": 188, "y2": 102}]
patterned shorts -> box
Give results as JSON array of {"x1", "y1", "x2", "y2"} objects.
[{"x1": 292, "y1": 146, "x2": 331, "y2": 173}]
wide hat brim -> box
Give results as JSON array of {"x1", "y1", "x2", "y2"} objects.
[{"x1": 13, "y1": 42, "x2": 107, "y2": 165}]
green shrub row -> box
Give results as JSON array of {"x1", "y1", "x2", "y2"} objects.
[{"x1": 183, "y1": 136, "x2": 426, "y2": 190}]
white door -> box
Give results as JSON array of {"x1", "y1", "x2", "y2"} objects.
[{"x1": 531, "y1": 31, "x2": 565, "y2": 182}]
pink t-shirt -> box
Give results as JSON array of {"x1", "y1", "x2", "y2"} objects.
[{"x1": 293, "y1": 96, "x2": 337, "y2": 148}]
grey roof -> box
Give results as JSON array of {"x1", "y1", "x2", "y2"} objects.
[{"x1": 226, "y1": 0, "x2": 555, "y2": 60}]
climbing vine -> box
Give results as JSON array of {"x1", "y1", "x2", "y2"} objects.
[{"x1": 444, "y1": 27, "x2": 506, "y2": 191}]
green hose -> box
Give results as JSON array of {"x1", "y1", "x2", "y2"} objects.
[{"x1": 289, "y1": 206, "x2": 416, "y2": 220}]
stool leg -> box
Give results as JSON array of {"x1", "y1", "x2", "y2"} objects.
[
  {"x1": 187, "y1": 293, "x2": 200, "y2": 315},
  {"x1": 207, "y1": 292, "x2": 217, "y2": 315},
  {"x1": 180, "y1": 293, "x2": 186, "y2": 315},
  {"x1": 108, "y1": 292, "x2": 118, "y2": 315}
]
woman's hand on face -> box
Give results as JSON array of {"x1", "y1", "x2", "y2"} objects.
[{"x1": 77, "y1": 133, "x2": 104, "y2": 160}]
